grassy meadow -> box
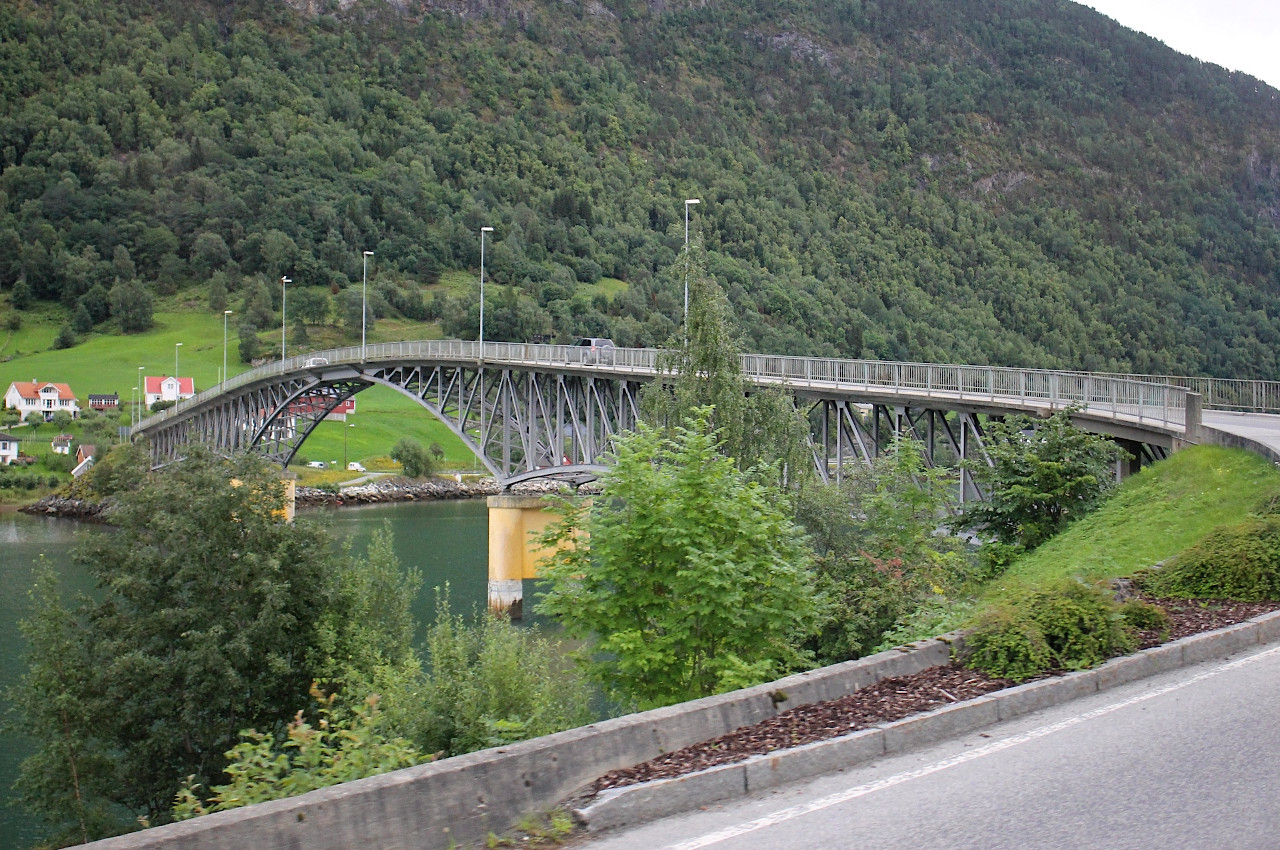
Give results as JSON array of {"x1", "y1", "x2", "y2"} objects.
[{"x1": 0, "y1": 288, "x2": 479, "y2": 490}]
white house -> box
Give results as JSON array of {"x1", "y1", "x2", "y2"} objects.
[
  {"x1": 51, "y1": 434, "x2": 73, "y2": 455},
  {"x1": 4, "y1": 380, "x2": 79, "y2": 422},
  {"x1": 144, "y1": 376, "x2": 195, "y2": 408},
  {"x1": 0, "y1": 435, "x2": 18, "y2": 466}
]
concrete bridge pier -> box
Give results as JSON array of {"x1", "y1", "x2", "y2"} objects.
[{"x1": 486, "y1": 494, "x2": 560, "y2": 619}]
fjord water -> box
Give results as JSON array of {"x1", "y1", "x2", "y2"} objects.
[{"x1": 0, "y1": 499, "x2": 494, "y2": 850}]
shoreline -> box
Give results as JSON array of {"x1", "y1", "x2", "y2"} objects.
[{"x1": 20, "y1": 476, "x2": 574, "y2": 518}]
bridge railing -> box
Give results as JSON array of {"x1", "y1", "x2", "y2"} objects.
[
  {"x1": 1088, "y1": 372, "x2": 1280, "y2": 413},
  {"x1": 737, "y1": 355, "x2": 1186, "y2": 428},
  {"x1": 134, "y1": 341, "x2": 1187, "y2": 434}
]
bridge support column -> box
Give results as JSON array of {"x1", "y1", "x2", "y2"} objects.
[{"x1": 487, "y1": 494, "x2": 559, "y2": 619}]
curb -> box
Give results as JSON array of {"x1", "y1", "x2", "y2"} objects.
[{"x1": 575, "y1": 610, "x2": 1280, "y2": 832}]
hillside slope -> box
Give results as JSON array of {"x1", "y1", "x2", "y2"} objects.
[{"x1": 3, "y1": 0, "x2": 1280, "y2": 376}]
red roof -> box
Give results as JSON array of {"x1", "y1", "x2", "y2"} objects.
[
  {"x1": 8, "y1": 380, "x2": 75, "y2": 401},
  {"x1": 144, "y1": 376, "x2": 195, "y2": 394}
]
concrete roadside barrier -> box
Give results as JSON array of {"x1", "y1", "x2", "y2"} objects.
[
  {"x1": 80, "y1": 638, "x2": 961, "y2": 850},
  {"x1": 574, "y1": 610, "x2": 1280, "y2": 832}
]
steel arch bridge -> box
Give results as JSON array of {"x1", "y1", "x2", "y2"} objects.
[{"x1": 133, "y1": 340, "x2": 1198, "y2": 491}]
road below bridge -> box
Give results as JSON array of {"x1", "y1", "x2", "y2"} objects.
[{"x1": 574, "y1": 644, "x2": 1280, "y2": 850}]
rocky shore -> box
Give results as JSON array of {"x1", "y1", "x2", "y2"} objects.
[
  {"x1": 295, "y1": 477, "x2": 504, "y2": 506},
  {"x1": 21, "y1": 476, "x2": 582, "y2": 519},
  {"x1": 18, "y1": 495, "x2": 112, "y2": 521}
]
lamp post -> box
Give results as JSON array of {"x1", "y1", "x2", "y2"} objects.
[
  {"x1": 174, "y1": 342, "x2": 183, "y2": 378},
  {"x1": 479, "y1": 227, "x2": 493, "y2": 355},
  {"x1": 684, "y1": 198, "x2": 700, "y2": 327},
  {"x1": 137, "y1": 365, "x2": 144, "y2": 422},
  {"x1": 280, "y1": 276, "x2": 291, "y2": 362},
  {"x1": 362, "y1": 251, "x2": 373, "y2": 361},
  {"x1": 344, "y1": 422, "x2": 354, "y2": 469},
  {"x1": 223, "y1": 310, "x2": 233, "y2": 387}
]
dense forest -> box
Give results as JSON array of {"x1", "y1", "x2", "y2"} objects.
[{"x1": 4, "y1": 0, "x2": 1280, "y2": 376}]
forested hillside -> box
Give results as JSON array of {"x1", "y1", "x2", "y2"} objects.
[{"x1": 4, "y1": 0, "x2": 1280, "y2": 376}]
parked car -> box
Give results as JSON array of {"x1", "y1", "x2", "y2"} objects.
[
  {"x1": 306, "y1": 461, "x2": 327, "y2": 469},
  {"x1": 575, "y1": 337, "x2": 616, "y2": 364},
  {"x1": 305, "y1": 357, "x2": 328, "y2": 367},
  {"x1": 347, "y1": 462, "x2": 366, "y2": 473}
]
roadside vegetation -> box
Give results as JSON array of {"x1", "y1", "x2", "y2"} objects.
[
  {"x1": 10, "y1": 447, "x2": 593, "y2": 845},
  {"x1": 953, "y1": 445, "x2": 1280, "y2": 681}
]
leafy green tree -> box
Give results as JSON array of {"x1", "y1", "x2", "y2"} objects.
[
  {"x1": 641, "y1": 244, "x2": 811, "y2": 488},
  {"x1": 11, "y1": 277, "x2": 32, "y2": 310},
  {"x1": 10, "y1": 562, "x2": 122, "y2": 847},
  {"x1": 536, "y1": 410, "x2": 824, "y2": 709},
  {"x1": 108, "y1": 280, "x2": 153, "y2": 333},
  {"x1": 80, "y1": 284, "x2": 111, "y2": 325},
  {"x1": 71, "y1": 302, "x2": 94, "y2": 334},
  {"x1": 11, "y1": 448, "x2": 366, "y2": 839},
  {"x1": 801, "y1": 438, "x2": 972, "y2": 662},
  {"x1": 50, "y1": 410, "x2": 74, "y2": 432},
  {"x1": 238, "y1": 322, "x2": 262, "y2": 363},
  {"x1": 52, "y1": 322, "x2": 76, "y2": 350},
  {"x1": 954, "y1": 409, "x2": 1126, "y2": 549},
  {"x1": 291, "y1": 288, "x2": 331, "y2": 326},
  {"x1": 391, "y1": 438, "x2": 433, "y2": 478}
]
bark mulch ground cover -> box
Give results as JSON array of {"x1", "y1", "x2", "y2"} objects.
[{"x1": 589, "y1": 597, "x2": 1280, "y2": 796}]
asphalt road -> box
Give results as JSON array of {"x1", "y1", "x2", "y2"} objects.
[
  {"x1": 575, "y1": 644, "x2": 1280, "y2": 850},
  {"x1": 1202, "y1": 410, "x2": 1280, "y2": 455}
]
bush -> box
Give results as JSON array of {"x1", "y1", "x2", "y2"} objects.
[
  {"x1": 1137, "y1": 517, "x2": 1280, "y2": 601},
  {"x1": 173, "y1": 686, "x2": 423, "y2": 820},
  {"x1": 390, "y1": 438, "x2": 433, "y2": 478},
  {"x1": 965, "y1": 581, "x2": 1135, "y2": 682},
  {"x1": 1119, "y1": 598, "x2": 1170, "y2": 638},
  {"x1": 418, "y1": 591, "x2": 594, "y2": 757}
]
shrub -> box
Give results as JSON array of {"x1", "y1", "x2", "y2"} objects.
[
  {"x1": 966, "y1": 581, "x2": 1135, "y2": 682},
  {"x1": 173, "y1": 686, "x2": 423, "y2": 820},
  {"x1": 1138, "y1": 517, "x2": 1280, "y2": 601},
  {"x1": 419, "y1": 590, "x2": 594, "y2": 756},
  {"x1": 1119, "y1": 598, "x2": 1170, "y2": 638}
]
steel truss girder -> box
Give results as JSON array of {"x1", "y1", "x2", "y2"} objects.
[
  {"x1": 809, "y1": 401, "x2": 991, "y2": 501},
  {"x1": 145, "y1": 363, "x2": 644, "y2": 487},
  {"x1": 365, "y1": 363, "x2": 643, "y2": 482}
]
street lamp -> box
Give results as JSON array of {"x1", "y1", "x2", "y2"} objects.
[
  {"x1": 223, "y1": 310, "x2": 233, "y2": 387},
  {"x1": 362, "y1": 251, "x2": 373, "y2": 361},
  {"x1": 344, "y1": 422, "x2": 355, "y2": 469},
  {"x1": 479, "y1": 227, "x2": 493, "y2": 355},
  {"x1": 684, "y1": 198, "x2": 700, "y2": 327},
  {"x1": 280, "y1": 276, "x2": 291, "y2": 362},
  {"x1": 174, "y1": 342, "x2": 183, "y2": 377},
  {"x1": 137, "y1": 365, "x2": 144, "y2": 422}
]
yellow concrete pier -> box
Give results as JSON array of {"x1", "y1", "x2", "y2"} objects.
[{"x1": 486, "y1": 494, "x2": 561, "y2": 618}]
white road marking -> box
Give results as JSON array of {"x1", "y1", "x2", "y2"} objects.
[{"x1": 661, "y1": 644, "x2": 1280, "y2": 850}]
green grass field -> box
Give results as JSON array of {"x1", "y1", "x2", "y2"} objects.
[{"x1": 0, "y1": 289, "x2": 473, "y2": 474}]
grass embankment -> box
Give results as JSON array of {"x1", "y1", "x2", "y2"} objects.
[
  {"x1": 986, "y1": 444, "x2": 1280, "y2": 599},
  {"x1": 896, "y1": 445, "x2": 1280, "y2": 643}
]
